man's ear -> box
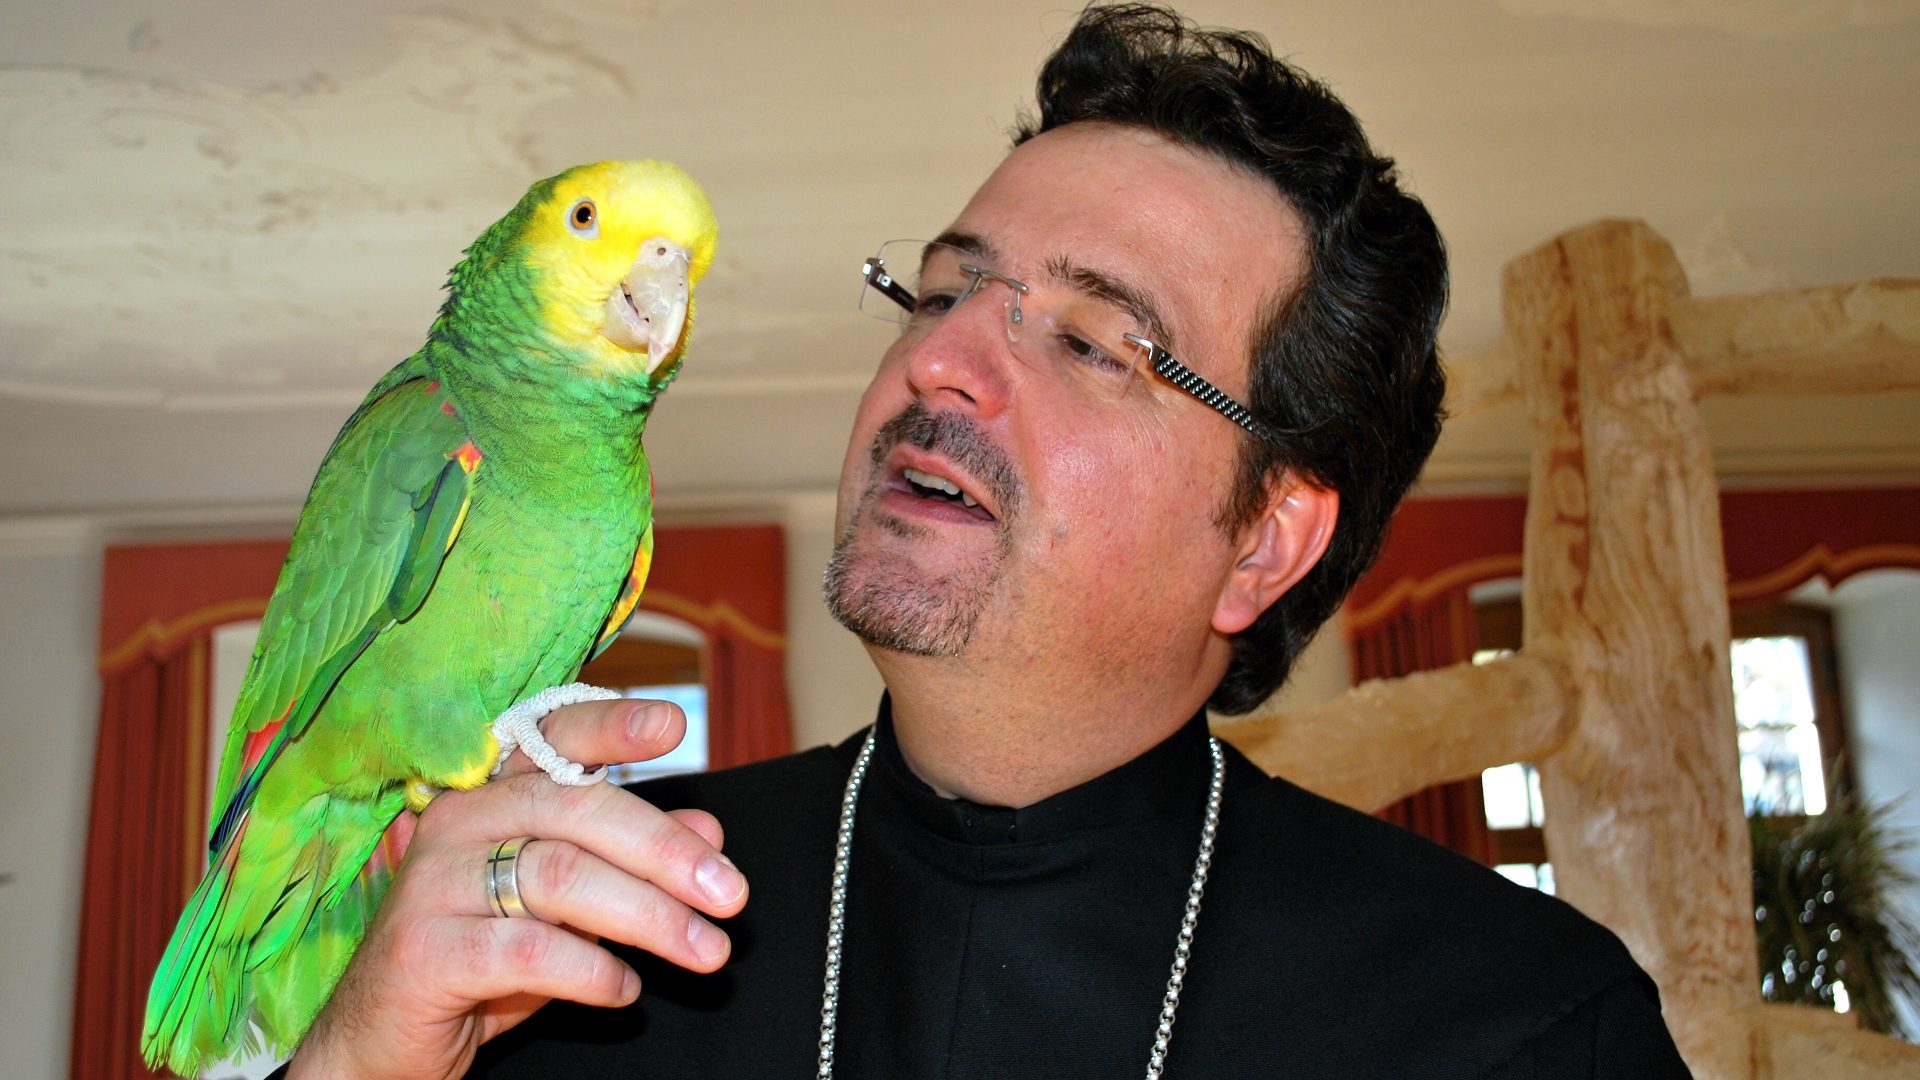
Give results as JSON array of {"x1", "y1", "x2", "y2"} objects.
[{"x1": 1211, "y1": 477, "x2": 1338, "y2": 636}]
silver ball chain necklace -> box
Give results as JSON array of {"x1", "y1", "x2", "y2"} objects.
[{"x1": 815, "y1": 729, "x2": 1227, "y2": 1080}]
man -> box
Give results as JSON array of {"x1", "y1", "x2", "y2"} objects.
[{"x1": 285, "y1": 6, "x2": 1689, "y2": 1077}]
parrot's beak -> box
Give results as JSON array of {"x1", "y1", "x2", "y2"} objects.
[{"x1": 602, "y1": 237, "x2": 692, "y2": 377}]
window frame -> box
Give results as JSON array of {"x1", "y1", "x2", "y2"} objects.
[{"x1": 1728, "y1": 600, "x2": 1853, "y2": 803}]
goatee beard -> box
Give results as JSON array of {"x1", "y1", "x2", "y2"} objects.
[{"x1": 823, "y1": 403, "x2": 1021, "y2": 657}]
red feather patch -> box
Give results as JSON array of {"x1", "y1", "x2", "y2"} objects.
[{"x1": 241, "y1": 706, "x2": 292, "y2": 776}]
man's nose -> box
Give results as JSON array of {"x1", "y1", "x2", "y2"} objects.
[{"x1": 899, "y1": 292, "x2": 1018, "y2": 416}]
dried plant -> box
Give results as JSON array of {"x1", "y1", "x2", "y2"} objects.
[{"x1": 1751, "y1": 792, "x2": 1920, "y2": 1039}]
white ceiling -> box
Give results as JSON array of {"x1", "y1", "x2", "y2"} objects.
[{"x1": 3, "y1": 0, "x2": 1917, "y2": 519}]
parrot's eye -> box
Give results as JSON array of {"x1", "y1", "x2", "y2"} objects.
[{"x1": 567, "y1": 199, "x2": 598, "y2": 238}]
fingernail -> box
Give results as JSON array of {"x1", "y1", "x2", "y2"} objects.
[
  {"x1": 687, "y1": 916, "x2": 729, "y2": 964},
  {"x1": 621, "y1": 967, "x2": 642, "y2": 1002},
  {"x1": 695, "y1": 854, "x2": 745, "y2": 905},
  {"x1": 628, "y1": 702, "x2": 669, "y2": 744}
]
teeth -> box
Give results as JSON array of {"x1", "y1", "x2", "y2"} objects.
[
  {"x1": 903, "y1": 466, "x2": 985, "y2": 511},
  {"x1": 904, "y1": 467, "x2": 962, "y2": 498}
]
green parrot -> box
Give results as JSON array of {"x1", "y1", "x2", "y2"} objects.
[{"x1": 140, "y1": 159, "x2": 718, "y2": 1075}]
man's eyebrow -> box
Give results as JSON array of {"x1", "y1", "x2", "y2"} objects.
[
  {"x1": 1044, "y1": 254, "x2": 1175, "y2": 353},
  {"x1": 930, "y1": 229, "x2": 997, "y2": 265}
]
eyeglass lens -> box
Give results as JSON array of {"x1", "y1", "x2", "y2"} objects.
[{"x1": 861, "y1": 240, "x2": 1153, "y2": 402}]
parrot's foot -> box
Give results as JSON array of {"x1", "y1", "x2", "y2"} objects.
[
  {"x1": 406, "y1": 780, "x2": 444, "y2": 812},
  {"x1": 491, "y1": 683, "x2": 625, "y2": 786}
]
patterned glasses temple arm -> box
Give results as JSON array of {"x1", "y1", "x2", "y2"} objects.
[{"x1": 1125, "y1": 334, "x2": 1290, "y2": 446}]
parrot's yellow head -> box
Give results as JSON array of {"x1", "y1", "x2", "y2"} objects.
[{"x1": 510, "y1": 159, "x2": 718, "y2": 386}]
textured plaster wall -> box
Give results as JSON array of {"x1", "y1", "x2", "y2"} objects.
[{"x1": 0, "y1": 535, "x2": 105, "y2": 1080}]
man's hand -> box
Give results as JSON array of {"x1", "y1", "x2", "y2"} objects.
[{"x1": 286, "y1": 698, "x2": 748, "y2": 1080}]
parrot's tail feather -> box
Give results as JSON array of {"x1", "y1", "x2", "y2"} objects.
[
  {"x1": 143, "y1": 820, "x2": 249, "y2": 1075},
  {"x1": 143, "y1": 787, "x2": 407, "y2": 1075},
  {"x1": 248, "y1": 796, "x2": 404, "y2": 1048}
]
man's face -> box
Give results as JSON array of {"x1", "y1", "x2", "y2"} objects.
[{"x1": 826, "y1": 122, "x2": 1306, "y2": 681}]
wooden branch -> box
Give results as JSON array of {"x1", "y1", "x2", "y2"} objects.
[
  {"x1": 1750, "y1": 1002, "x2": 1920, "y2": 1078},
  {"x1": 1214, "y1": 654, "x2": 1567, "y2": 812},
  {"x1": 1674, "y1": 279, "x2": 1920, "y2": 396}
]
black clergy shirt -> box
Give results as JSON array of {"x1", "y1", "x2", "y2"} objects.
[{"x1": 467, "y1": 699, "x2": 1691, "y2": 1079}]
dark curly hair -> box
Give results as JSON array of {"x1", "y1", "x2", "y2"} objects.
[{"x1": 1015, "y1": 4, "x2": 1449, "y2": 714}]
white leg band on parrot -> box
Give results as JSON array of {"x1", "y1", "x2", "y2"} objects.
[{"x1": 491, "y1": 683, "x2": 625, "y2": 785}]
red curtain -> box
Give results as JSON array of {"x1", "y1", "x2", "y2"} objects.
[
  {"x1": 1719, "y1": 487, "x2": 1920, "y2": 606},
  {"x1": 76, "y1": 647, "x2": 208, "y2": 1080},
  {"x1": 1349, "y1": 584, "x2": 1494, "y2": 863},
  {"x1": 75, "y1": 526, "x2": 791, "y2": 1080},
  {"x1": 78, "y1": 541, "x2": 285, "y2": 1080},
  {"x1": 1346, "y1": 495, "x2": 1527, "y2": 628},
  {"x1": 639, "y1": 524, "x2": 793, "y2": 768}
]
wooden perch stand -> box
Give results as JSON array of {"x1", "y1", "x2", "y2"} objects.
[{"x1": 1217, "y1": 220, "x2": 1920, "y2": 1078}]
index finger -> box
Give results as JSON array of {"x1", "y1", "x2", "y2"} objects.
[{"x1": 497, "y1": 697, "x2": 687, "y2": 780}]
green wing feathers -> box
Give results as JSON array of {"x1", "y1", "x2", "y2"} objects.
[
  {"x1": 211, "y1": 357, "x2": 462, "y2": 813},
  {"x1": 143, "y1": 362, "x2": 474, "y2": 1074}
]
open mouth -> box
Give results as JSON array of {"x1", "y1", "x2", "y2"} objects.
[{"x1": 893, "y1": 465, "x2": 996, "y2": 522}]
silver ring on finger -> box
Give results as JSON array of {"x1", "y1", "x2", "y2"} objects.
[{"x1": 487, "y1": 835, "x2": 538, "y2": 919}]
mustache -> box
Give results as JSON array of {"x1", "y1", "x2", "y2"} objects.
[{"x1": 868, "y1": 401, "x2": 1022, "y2": 520}]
